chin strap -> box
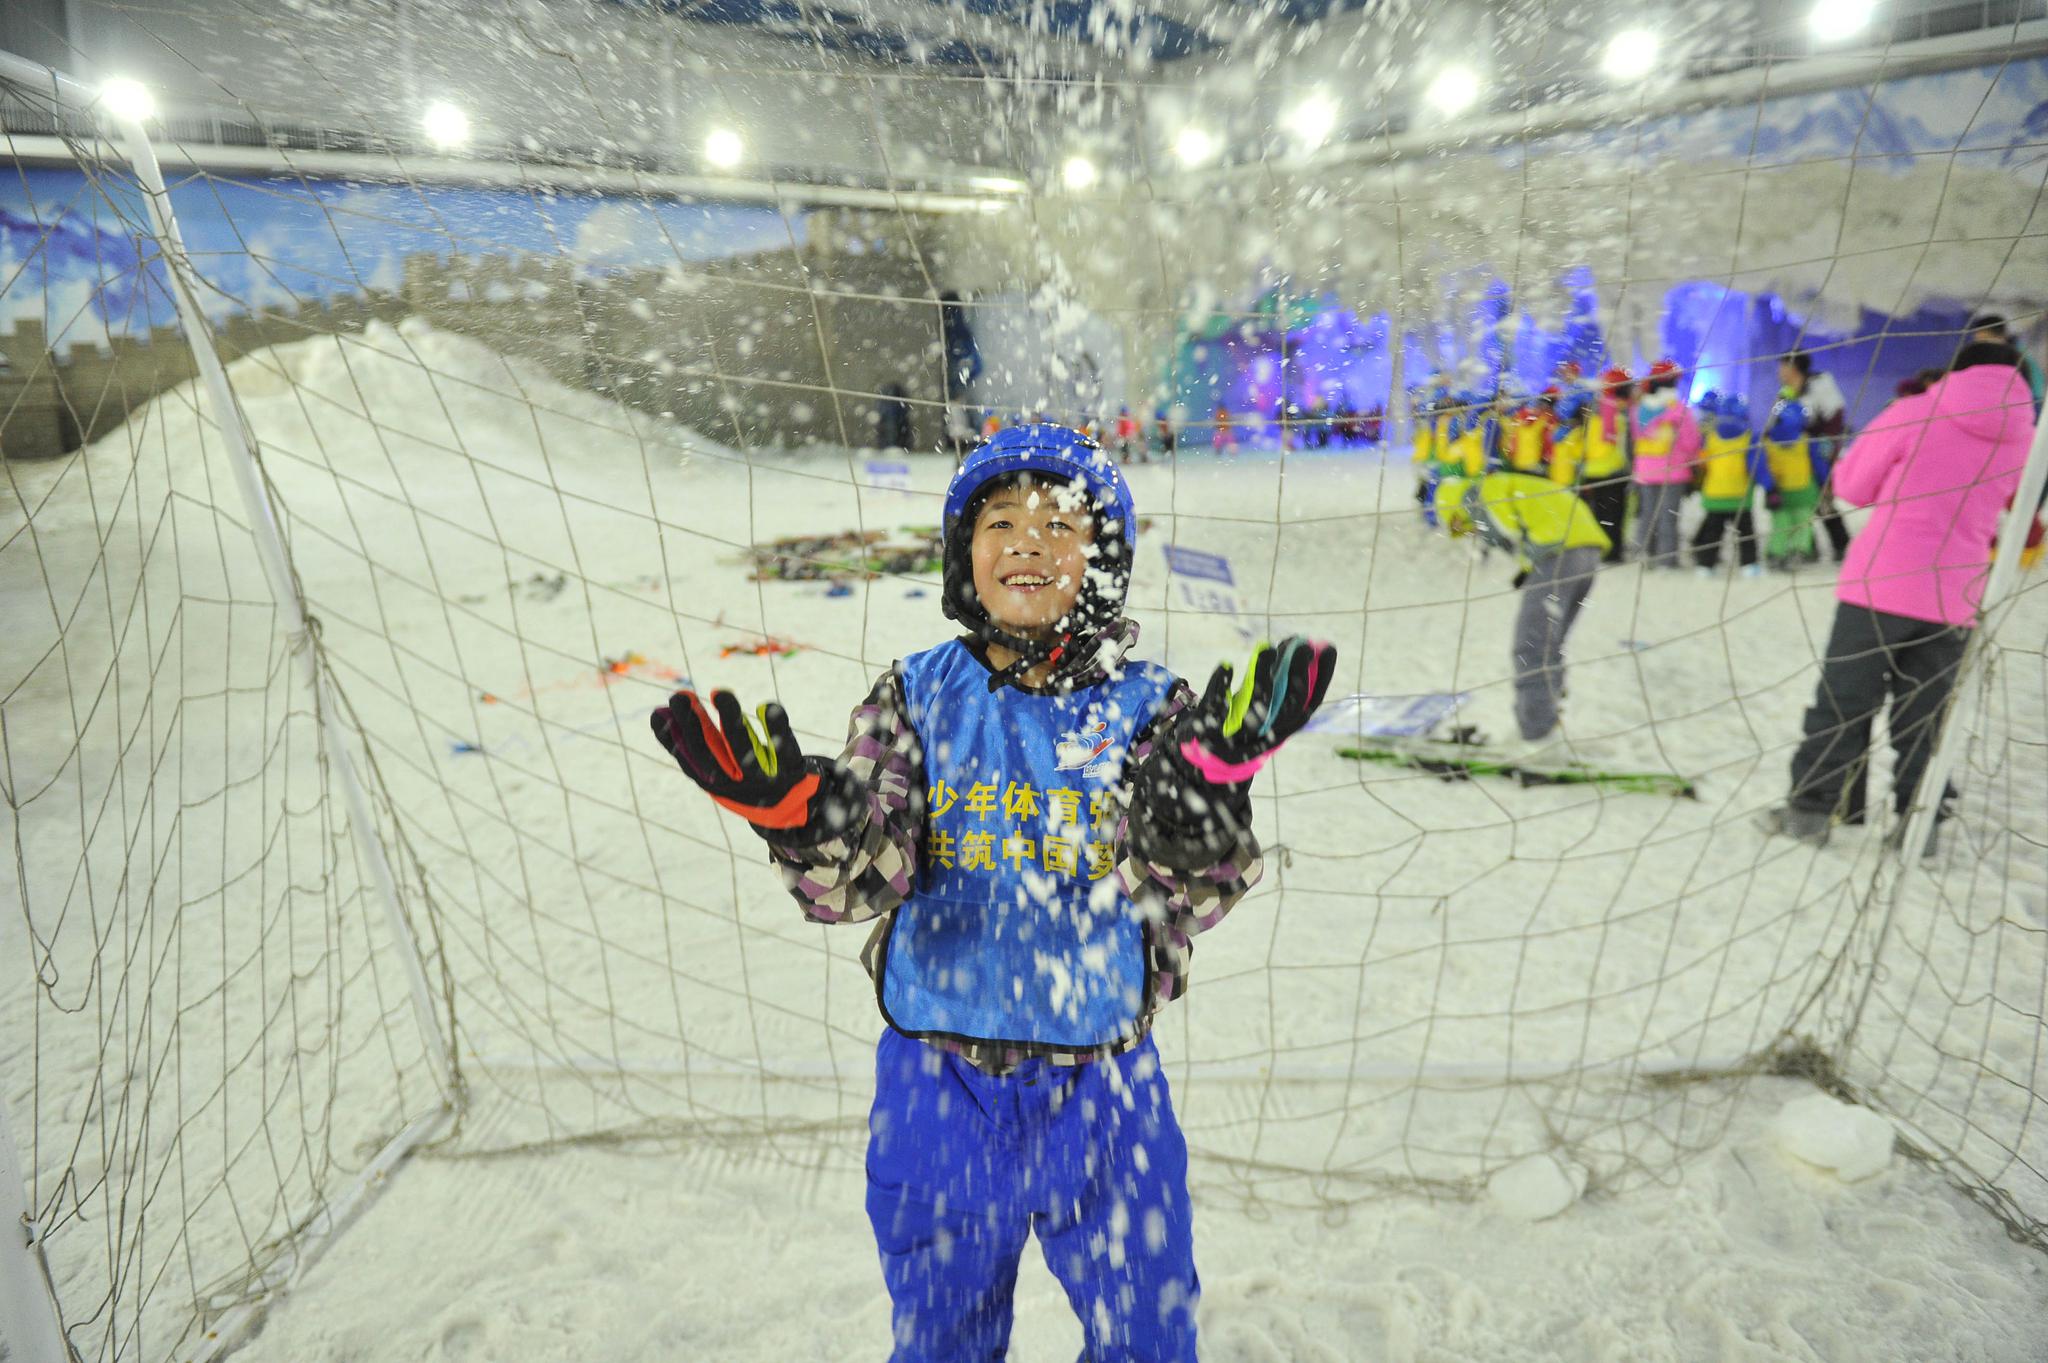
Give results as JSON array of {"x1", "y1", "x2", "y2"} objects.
[{"x1": 980, "y1": 626, "x2": 1072, "y2": 692}]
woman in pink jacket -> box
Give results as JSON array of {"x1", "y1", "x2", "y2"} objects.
[
  {"x1": 1761, "y1": 342, "x2": 2038, "y2": 851},
  {"x1": 1629, "y1": 359, "x2": 1702, "y2": 567}
]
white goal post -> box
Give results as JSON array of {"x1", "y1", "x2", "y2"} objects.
[
  {"x1": 1, "y1": 1087, "x2": 68, "y2": 1363},
  {"x1": 2, "y1": 48, "x2": 459, "y2": 1362}
]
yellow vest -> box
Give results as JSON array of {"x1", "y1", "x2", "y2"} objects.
[
  {"x1": 1763, "y1": 433, "x2": 1812, "y2": 493},
  {"x1": 1549, "y1": 423, "x2": 1586, "y2": 487},
  {"x1": 1505, "y1": 415, "x2": 1548, "y2": 472},
  {"x1": 1698, "y1": 429, "x2": 1753, "y2": 505},
  {"x1": 1453, "y1": 420, "x2": 1489, "y2": 478},
  {"x1": 1411, "y1": 418, "x2": 1434, "y2": 468},
  {"x1": 1427, "y1": 412, "x2": 1459, "y2": 476},
  {"x1": 1582, "y1": 407, "x2": 1629, "y2": 479},
  {"x1": 1633, "y1": 422, "x2": 1675, "y2": 462}
]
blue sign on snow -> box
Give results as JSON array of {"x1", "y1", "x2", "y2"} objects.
[
  {"x1": 864, "y1": 459, "x2": 913, "y2": 493},
  {"x1": 1162, "y1": 545, "x2": 1236, "y2": 585},
  {"x1": 1303, "y1": 692, "x2": 1468, "y2": 739}
]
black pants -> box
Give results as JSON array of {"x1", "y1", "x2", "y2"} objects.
[
  {"x1": 1788, "y1": 605, "x2": 1967, "y2": 823},
  {"x1": 1583, "y1": 477, "x2": 1629, "y2": 563},
  {"x1": 1692, "y1": 507, "x2": 1758, "y2": 568},
  {"x1": 1815, "y1": 497, "x2": 1853, "y2": 561},
  {"x1": 1813, "y1": 450, "x2": 1854, "y2": 561}
]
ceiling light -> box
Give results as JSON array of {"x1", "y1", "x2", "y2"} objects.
[
  {"x1": 421, "y1": 101, "x2": 469, "y2": 149},
  {"x1": 704, "y1": 128, "x2": 744, "y2": 170},
  {"x1": 1062, "y1": 155, "x2": 1098, "y2": 190},
  {"x1": 1173, "y1": 127, "x2": 1216, "y2": 167},
  {"x1": 1602, "y1": 29, "x2": 1660, "y2": 81},
  {"x1": 99, "y1": 77, "x2": 157, "y2": 123},
  {"x1": 1426, "y1": 65, "x2": 1482, "y2": 118},
  {"x1": 1808, "y1": 0, "x2": 1877, "y2": 43},
  {"x1": 1286, "y1": 95, "x2": 1338, "y2": 148}
]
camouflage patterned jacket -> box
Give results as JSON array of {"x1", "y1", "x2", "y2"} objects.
[{"x1": 765, "y1": 621, "x2": 1263, "y2": 1075}]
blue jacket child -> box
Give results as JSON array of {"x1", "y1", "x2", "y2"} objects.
[{"x1": 651, "y1": 424, "x2": 1336, "y2": 1363}]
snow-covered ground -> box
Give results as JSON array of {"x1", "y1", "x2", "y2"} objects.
[
  {"x1": 233, "y1": 1074, "x2": 2047, "y2": 1363},
  {"x1": 4, "y1": 319, "x2": 2044, "y2": 1361}
]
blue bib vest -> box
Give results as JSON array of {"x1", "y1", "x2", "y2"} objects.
[{"x1": 879, "y1": 640, "x2": 1177, "y2": 1050}]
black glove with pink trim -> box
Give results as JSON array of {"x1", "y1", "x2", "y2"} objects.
[
  {"x1": 1130, "y1": 637, "x2": 1337, "y2": 866},
  {"x1": 651, "y1": 690, "x2": 864, "y2": 845}
]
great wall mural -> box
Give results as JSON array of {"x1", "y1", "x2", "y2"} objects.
[{"x1": 0, "y1": 170, "x2": 955, "y2": 457}]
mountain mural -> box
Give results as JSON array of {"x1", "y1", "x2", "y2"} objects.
[
  {"x1": 1523, "y1": 56, "x2": 2048, "y2": 170},
  {"x1": 0, "y1": 205, "x2": 176, "y2": 336},
  {"x1": 0, "y1": 170, "x2": 805, "y2": 347}
]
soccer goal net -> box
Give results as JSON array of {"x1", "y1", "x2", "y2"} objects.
[{"x1": 3, "y1": 5, "x2": 2045, "y2": 1358}]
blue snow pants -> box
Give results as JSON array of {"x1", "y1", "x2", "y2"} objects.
[{"x1": 864, "y1": 1027, "x2": 1200, "y2": 1363}]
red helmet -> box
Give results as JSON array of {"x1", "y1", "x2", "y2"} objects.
[
  {"x1": 1555, "y1": 360, "x2": 1582, "y2": 380},
  {"x1": 1647, "y1": 359, "x2": 1682, "y2": 383},
  {"x1": 1600, "y1": 366, "x2": 1633, "y2": 387}
]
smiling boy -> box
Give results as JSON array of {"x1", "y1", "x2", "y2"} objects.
[{"x1": 652, "y1": 424, "x2": 1333, "y2": 1361}]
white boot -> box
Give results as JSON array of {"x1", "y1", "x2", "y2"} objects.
[
  {"x1": 1505, "y1": 727, "x2": 1568, "y2": 764},
  {"x1": 1507, "y1": 723, "x2": 1613, "y2": 767}
]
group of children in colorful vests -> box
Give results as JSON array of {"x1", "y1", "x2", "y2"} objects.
[
  {"x1": 980, "y1": 407, "x2": 1183, "y2": 464},
  {"x1": 1411, "y1": 357, "x2": 1841, "y2": 576}
]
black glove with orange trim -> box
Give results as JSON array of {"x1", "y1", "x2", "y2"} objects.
[{"x1": 651, "y1": 690, "x2": 864, "y2": 845}]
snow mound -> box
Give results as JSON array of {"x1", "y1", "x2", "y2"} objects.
[
  {"x1": 1486, "y1": 1152, "x2": 1588, "y2": 1221},
  {"x1": 1774, "y1": 1092, "x2": 1897, "y2": 1182}
]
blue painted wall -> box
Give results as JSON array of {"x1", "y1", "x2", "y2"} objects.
[{"x1": 0, "y1": 166, "x2": 803, "y2": 345}]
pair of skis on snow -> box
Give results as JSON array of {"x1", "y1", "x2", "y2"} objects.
[{"x1": 1336, "y1": 725, "x2": 1698, "y2": 800}]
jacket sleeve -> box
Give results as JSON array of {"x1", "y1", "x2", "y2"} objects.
[
  {"x1": 1831, "y1": 394, "x2": 1923, "y2": 507},
  {"x1": 763, "y1": 668, "x2": 923, "y2": 925},
  {"x1": 1765, "y1": 398, "x2": 1805, "y2": 443},
  {"x1": 1119, "y1": 680, "x2": 1265, "y2": 953},
  {"x1": 1674, "y1": 406, "x2": 1703, "y2": 464}
]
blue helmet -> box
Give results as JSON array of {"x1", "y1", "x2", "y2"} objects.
[
  {"x1": 940, "y1": 424, "x2": 1137, "y2": 674},
  {"x1": 1716, "y1": 394, "x2": 1751, "y2": 438},
  {"x1": 942, "y1": 423, "x2": 1135, "y2": 548},
  {"x1": 1696, "y1": 389, "x2": 1722, "y2": 415}
]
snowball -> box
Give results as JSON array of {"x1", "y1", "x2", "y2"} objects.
[
  {"x1": 1486, "y1": 1153, "x2": 1587, "y2": 1222},
  {"x1": 1774, "y1": 1093, "x2": 1896, "y2": 1182}
]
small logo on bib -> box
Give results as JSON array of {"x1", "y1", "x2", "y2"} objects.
[{"x1": 1054, "y1": 719, "x2": 1115, "y2": 775}]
